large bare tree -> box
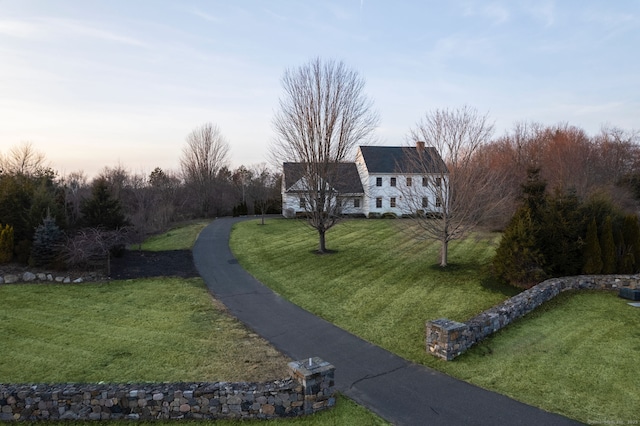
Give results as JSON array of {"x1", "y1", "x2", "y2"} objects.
[
  {"x1": 271, "y1": 58, "x2": 379, "y2": 253},
  {"x1": 180, "y1": 122, "x2": 230, "y2": 216},
  {"x1": 400, "y1": 105, "x2": 505, "y2": 267},
  {"x1": 0, "y1": 142, "x2": 48, "y2": 176}
]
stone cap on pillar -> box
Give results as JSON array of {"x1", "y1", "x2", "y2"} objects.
[{"x1": 288, "y1": 357, "x2": 334, "y2": 376}]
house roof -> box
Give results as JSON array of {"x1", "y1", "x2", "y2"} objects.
[
  {"x1": 283, "y1": 162, "x2": 364, "y2": 194},
  {"x1": 358, "y1": 146, "x2": 448, "y2": 174}
]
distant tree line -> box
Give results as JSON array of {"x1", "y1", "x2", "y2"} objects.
[{"x1": 0, "y1": 135, "x2": 281, "y2": 270}]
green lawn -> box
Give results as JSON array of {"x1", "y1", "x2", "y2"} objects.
[
  {"x1": 231, "y1": 218, "x2": 518, "y2": 363},
  {"x1": 0, "y1": 277, "x2": 290, "y2": 383},
  {"x1": 230, "y1": 218, "x2": 640, "y2": 423},
  {"x1": 1, "y1": 219, "x2": 388, "y2": 425},
  {"x1": 136, "y1": 220, "x2": 210, "y2": 251}
]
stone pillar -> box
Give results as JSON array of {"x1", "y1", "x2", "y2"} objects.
[
  {"x1": 426, "y1": 318, "x2": 468, "y2": 361},
  {"x1": 288, "y1": 357, "x2": 335, "y2": 415}
]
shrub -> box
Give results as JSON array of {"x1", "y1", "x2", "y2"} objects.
[{"x1": 0, "y1": 224, "x2": 14, "y2": 264}]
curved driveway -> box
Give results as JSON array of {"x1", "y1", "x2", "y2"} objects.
[{"x1": 193, "y1": 217, "x2": 579, "y2": 426}]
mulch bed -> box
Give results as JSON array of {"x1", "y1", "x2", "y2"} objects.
[{"x1": 109, "y1": 250, "x2": 200, "y2": 280}]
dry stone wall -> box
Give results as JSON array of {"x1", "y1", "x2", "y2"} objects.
[
  {"x1": 0, "y1": 271, "x2": 102, "y2": 285},
  {"x1": 0, "y1": 358, "x2": 335, "y2": 422},
  {"x1": 426, "y1": 275, "x2": 640, "y2": 361}
]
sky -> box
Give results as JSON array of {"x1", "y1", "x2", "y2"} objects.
[{"x1": 1, "y1": 0, "x2": 639, "y2": 178}]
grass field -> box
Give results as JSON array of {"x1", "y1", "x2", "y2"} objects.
[
  {"x1": 231, "y1": 218, "x2": 518, "y2": 363},
  {"x1": 230, "y1": 218, "x2": 640, "y2": 423},
  {"x1": 0, "y1": 277, "x2": 289, "y2": 383},
  {"x1": 1, "y1": 219, "x2": 388, "y2": 425},
  {"x1": 136, "y1": 220, "x2": 210, "y2": 251}
]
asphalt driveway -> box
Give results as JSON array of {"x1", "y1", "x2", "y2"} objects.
[{"x1": 192, "y1": 217, "x2": 579, "y2": 426}]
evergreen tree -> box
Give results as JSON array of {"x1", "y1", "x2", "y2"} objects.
[
  {"x1": 582, "y1": 218, "x2": 603, "y2": 274},
  {"x1": 521, "y1": 168, "x2": 547, "y2": 227},
  {"x1": 614, "y1": 226, "x2": 634, "y2": 274},
  {"x1": 600, "y1": 216, "x2": 616, "y2": 274},
  {"x1": 542, "y1": 189, "x2": 583, "y2": 276},
  {"x1": 0, "y1": 224, "x2": 14, "y2": 264},
  {"x1": 623, "y1": 214, "x2": 640, "y2": 273},
  {"x1": 493, "y1": 206, "x2": 547, "y2": 287},
  {"x1": 81, "y1": 178, "x2": 128, "y2": 229},
  {"x1": 30, "y1": 212, "x2": 64, "y2": 268}
]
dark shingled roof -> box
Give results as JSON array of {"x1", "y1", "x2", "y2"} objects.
[
  {"x1": 283, "y1": 162, "x2": 364, "y2": 194},
  {"x1": 359, "y1": 146, "x2": 448, "y2": 174}
]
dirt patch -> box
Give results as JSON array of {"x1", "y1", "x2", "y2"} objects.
[{"x1": 109, "y1": 250, "x2": 200, "y2": 280}]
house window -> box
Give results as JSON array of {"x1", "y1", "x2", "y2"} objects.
[
  {"x1": 390, "y1": 177, "x2": 397, "y2": 187},
  {"x1": 422, "y1": 197, "x2": 428, "y2": 208},
  {"x1": 376, "y1": 197, "x2": 382, "y2": 208},
  {"x1": 390, "y1": 197, "x2": 396, "y2": 208},
  {"x1": 299, "y1": 197, "x2": 305, "y2": 208},
  {"x1": 376, "y1": 177, "x2": 382, "y2": 187},
  {"x1": 435, "y1": 177, "x2": 442, "y2": 187},
  {"x1": 422, "y1": 177, "x2": 428, "y2": 186},
  {"x1": 406, "y1": 177, "x2": 412, "y2": 186},
  {"x1": 436, "y1": 196, "x2": 442, "y2": 207},
  {"x1": 354, "y1": 198, "x2": 360, "y2": 208}
]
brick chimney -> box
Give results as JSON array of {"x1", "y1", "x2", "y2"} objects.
[{"x1": 416, "y1": 141, "x2": 426, "y2": 150}]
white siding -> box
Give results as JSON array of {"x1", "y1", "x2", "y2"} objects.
[{"x1": 363, "y1": 174, "x2": 444, "y2": 217}]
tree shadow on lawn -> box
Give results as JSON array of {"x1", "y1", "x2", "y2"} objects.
[{"x1": 428, "y1": 262, "x2": 520, "y2": 298}]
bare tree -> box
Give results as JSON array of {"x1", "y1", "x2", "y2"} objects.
[
  {"x1": 0, "y1": 142, "x2": 48, "y2": 176},
  {"x1": 271, "y1": 58, "x2": 379, "y2": 253},
  {"x1": 62, "y1": 170, "x2": 89, "y2": 228},
  {"x1": 247, "y1": 163, "x2": 280, "y2": 225},
  {"x1": 148, "y1": 167, "x2": 182, "y2": 230},
  {"x1": 401, "y1": 105, "x2": 503, "y2": 267},
  {"x1": 180, "y1": 122, "x2": 230, "y2": 216}
]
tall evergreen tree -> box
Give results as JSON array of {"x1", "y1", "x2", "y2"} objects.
[
  {"x1": 582, "y1": 218, "x2": 603, "y2": 274},
  {"x1": 542, "y1": 189, "x2": 583, "y2": 276},
  {"x1": 81, "y1": 178, "x2": 128, "y2": 229},
  {"x1": 600, "y1": 216, "x2": 616, "y2": 274},
  {"x1": 623, "y1": 214, "x2": 640, "y2": 272},
  {"x1": 493, "y1": 206, "x2": 547, "y2": 287}
]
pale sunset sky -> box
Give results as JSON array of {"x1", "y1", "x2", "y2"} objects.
[{"x1": 1, "y1": 0, "x2": 638, "y2": 177}]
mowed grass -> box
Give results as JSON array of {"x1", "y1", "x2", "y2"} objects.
[
  {"x1": 2, "y1": 220, "x2": 389, "y2": 425},
  {"x1": 231, "y1": 218, "x2": 517, "y2": 364},
  {"x1": 137, "y1": 220, "x2": 210, "y2": 251},
  {"x1": 230, "y1": 218, "x2": 640, "y2": 423},
  {"x1": 451, "y1": 291, "x2": 640, "y2": 423},
  {"x1": 0, "y1": 277, "x2": 290, "y2": 383}
]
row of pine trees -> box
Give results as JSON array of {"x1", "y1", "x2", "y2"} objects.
[{"x1": 493, "y1": 168, "x2": 640, "y2": 287}]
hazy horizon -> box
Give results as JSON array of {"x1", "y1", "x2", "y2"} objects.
[{"x1": 2, "y1": 0, "x2": 638, "y2": 178}]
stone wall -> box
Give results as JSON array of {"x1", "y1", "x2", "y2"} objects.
[
  {"x1": 0, "y1": 271, "x2": 102, "y2": 285},
  {"x1": 0, "y1": 357, "x2": 335, "y2": 422},
  {"x1": 426, "y1": 275, "x2": 640, "y2": 361}
]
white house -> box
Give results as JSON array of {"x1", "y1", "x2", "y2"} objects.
[
  {"x1": 281, "y1": 162, "x2": 365, "y2": 218},
  {"x1": 282, "y1": 142, "x2": 448, "y2": 218}
]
